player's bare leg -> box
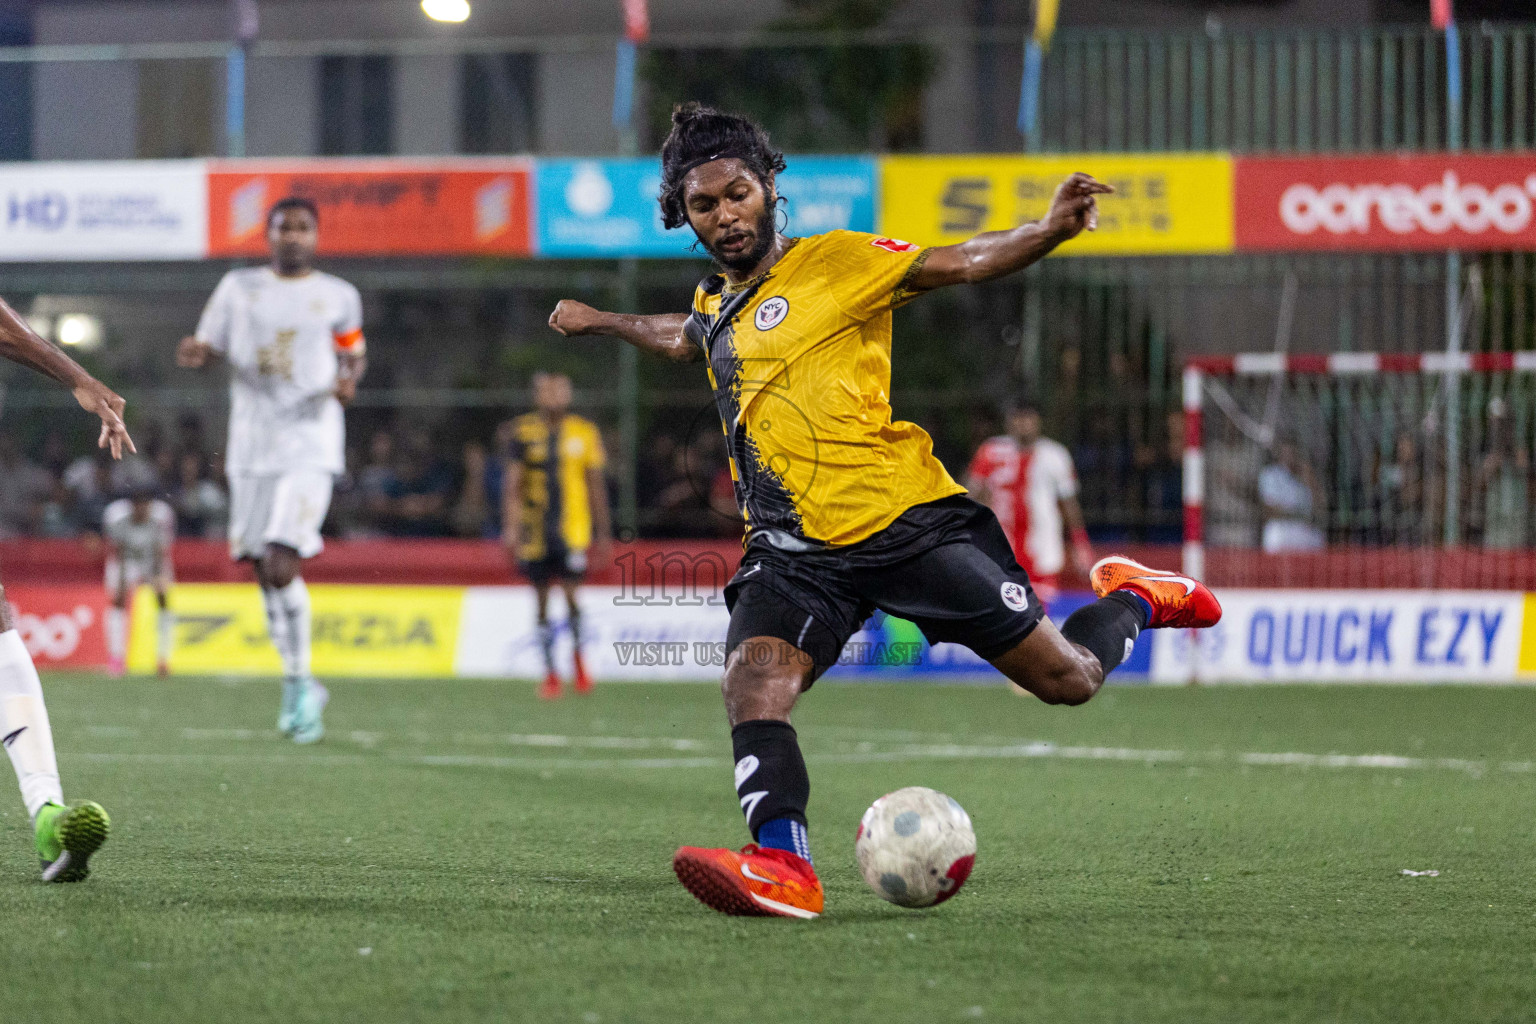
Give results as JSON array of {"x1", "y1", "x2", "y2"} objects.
[
  {"x1": 0, "y1": 582, "x2": 110, "y2": 881},
  {"x1": 257, "y1": 544, "x2": 325, "y2": 743},
  {"x1": 534, "y1": 582, "x2": 560, "y2": 699},
  {"x1": 105, "y1": 582, "x2": 130, "y2": 678},
  {"x1": 153, "y1": 585, "x2": 173, "y2": 677},
  {"x1": 561, "y1": 579, "x2": 591, "y2": 694},
  {"x1": 673, "y1": 637, "x2": 824, "y2": 918},
  {"x1": 992, "y1": 557, "x2": 1222, "y2": 705}
]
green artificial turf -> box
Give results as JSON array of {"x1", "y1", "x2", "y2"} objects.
[{"x1": 2, "y1": 676, "x2": 1533, "y2": 1023}]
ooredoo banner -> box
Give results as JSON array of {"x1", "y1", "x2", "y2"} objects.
[
  {"x1": 1234, "y1": 154, "x2": 1536, "y2": 251},
  {"x1": 3, "y1": 585, "x2": 108, "y2": 668},
  {"x1": 0, "y1": 160, "x2": 207, "y2": 261},
  {"x1": 206, "y1": 159, "x2": 533, "y2": 258}
]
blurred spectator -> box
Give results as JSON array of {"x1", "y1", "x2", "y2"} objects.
[
  {"x1": 1136, "y1": 411, "x2": 1184, "y2": 544},
  {"x1": 1478, "y1": 399, "x2": 1529, "y2": 549},
  {"x1": 0, "y1": 432, "x2": 52, "y2": 538},
  {"x1": 173, "y1": 452, "x2": 229, "y2": 539},
  {"x1": 355, "y1": 430, "x2": 399, "y2": 531},
  {"x1": 1374, "y1": 431, "x2": 1423, "y2": 545},
  {"x1": 1259, "y1": 440, "x2": 1325, "y2": 552},
  {"x1": 384, "y1": 432, "x2": 454, "y2": 537},
  {"x1": 451, "y1": 440, "x2": 494, "y2": 538},
  {"x1": 37, "y1": 477, "x2": 83, "y2": 538}
]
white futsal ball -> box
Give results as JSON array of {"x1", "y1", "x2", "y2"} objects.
[{"x1": 855, "y1": 787, "x2": 976, "y2": 908}]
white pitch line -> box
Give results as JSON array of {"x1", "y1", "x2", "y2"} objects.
[{"x1": 66, "y1": 738, "x2": 1536, "y2": 776}]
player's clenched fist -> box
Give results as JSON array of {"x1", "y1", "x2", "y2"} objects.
[
  {"x1": 548, "y1": 300, "x2": 606, "y2": 337},
  {"x1": 1042, "y1": 173, "x2": 1115, "y2": 242},
  {"x1": 176, "y1": 334, "x2": 214, "y2": 368}
]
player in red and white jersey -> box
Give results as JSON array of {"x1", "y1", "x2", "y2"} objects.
[
  {"x1": 966, "y1": 399, "x2": 1095, "y2": 604},
  {"x1": 177, "y1": 196, "x2": 367, "y2": 745}
]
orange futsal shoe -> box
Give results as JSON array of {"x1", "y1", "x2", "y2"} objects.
[
  {"x1": 672, "y1": 844, "x2": 824, "y2": 919},
  {"x1": 1090, "y1": 555, "x2": 1222, "y2": 629},
  {"x1": 572, "y1": 652, "x2": 593, "y2": 695},
  {"x1": 538, "y1": 670, "x2": 562, "y2": 700}
]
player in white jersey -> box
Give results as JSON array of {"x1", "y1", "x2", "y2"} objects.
[
  {"x1": 0, "y1": 292, "x2": 128, "y2": 881},
  {"x1": 103, "y1": 489, "x2": 177, "y2": 677},
  {"x1": 177, "y1": 197, "x2": 367, "y2": 745},
  {"x1": 966, "y1": 399, "x2": 1095, "y2": 605}
]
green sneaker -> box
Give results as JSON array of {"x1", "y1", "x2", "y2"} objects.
[
  {"x1": 278, "y1": 676, "x2": 303, "y2": 735},
  {"x1": 291, "y1": 680, "x2": 329, "y2": 745},
  {"x1": 35, "y1": 801, "x2": 110, "y2": 883}
]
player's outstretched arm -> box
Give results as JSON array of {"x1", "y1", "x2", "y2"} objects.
[
  {"x1": 0, "y1": 297, "x2": 135, "y2": 459},
  {"x1": 548, "y1": 300, "x2": 699, "y2": 364},
  {"x1": 910, "y1": 173, "x2": 1114, "y2": 291}
]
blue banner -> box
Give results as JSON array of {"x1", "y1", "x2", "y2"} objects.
[{"x1": 534, "y1": 156, "x2": 877, "y2": 258}]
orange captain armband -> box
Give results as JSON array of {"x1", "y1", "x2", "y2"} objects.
[{"x1": 333, "y1": 328, "x2": 365, "y2": 353}]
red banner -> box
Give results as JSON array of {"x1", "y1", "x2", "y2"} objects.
[
  {"x1": 1234, "y1": 154, "x2": 1536, "y2": 252},
  {"x1": 4, "y1": 586, "x2": 109, "y2": 669},
  {"x1": 207, "y1": 159, "x2": 533, "y2": 258}
]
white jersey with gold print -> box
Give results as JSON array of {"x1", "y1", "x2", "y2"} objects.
[{"x1": 195, "y1": 267, "x2": 364, "y2": 477}]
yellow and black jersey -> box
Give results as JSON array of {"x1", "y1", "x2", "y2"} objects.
[
  {"x1": 507, "y1": 412, "x2": 607, "y2": 559},
  {"x1": 684, "y1": 230, "x2": 965, "y2": 547}
]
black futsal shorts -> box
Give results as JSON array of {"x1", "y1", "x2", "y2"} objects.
[{"x1": 723, "y1": 495, "x2": 1045, "y2": 680}]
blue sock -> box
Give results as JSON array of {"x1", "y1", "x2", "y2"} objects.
[
  {"x1": 756, "y1": 816, "x2": 812, "y2": 865},
  {"x1": 1127, "y1": 592, "x2": 1154, "y2": 625}
]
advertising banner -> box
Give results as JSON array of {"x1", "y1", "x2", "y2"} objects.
[
  {"x1": 206, "y1": 159, "x2": 532, "y2": 258},
  {"x1": 129, "y1": 584, "x2": 463, "y2": 677},
  {"x1": 534, "y1": 156, "x2": 878, "y2": 257},
  {"x1": 1233, "y1": 154, "x2": 1536, "y2": 251},
  {"x1": 3, "y1": 585, "x2": 109, "y2": 668},
  {"x1": 1150, "y1": 589, "x2": 1532, "y2": 683},
  {"x1": 0, "y1": 160, "x2": 207, "y2": 261},
  {"x1": 879, "y1": 153, "x2": 1233, "y2": 254}
]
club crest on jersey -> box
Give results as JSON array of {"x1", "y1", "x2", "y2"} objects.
[
  {"x1": 754, "y1": 296, "x2": 790, "y2": 331},
  {"x1": 1000, "y1": 582, "x2": 1029, "y2": 611},
  {"x1": 871, "y1": 236, "x2": 920, "y2": 253}
]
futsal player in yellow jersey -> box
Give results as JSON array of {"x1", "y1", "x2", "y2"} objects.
[
  {"x1": 549, "y1": 103, "x2": 1221, "y2": 918},
  {"x1": 502, "y1": 372, "x2": 612, "y2": 699}
]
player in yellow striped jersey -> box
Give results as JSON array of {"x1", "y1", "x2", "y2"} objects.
[
  {"x1": 548, "y1": 103, "x2": 1220, "y2": 918},
  {"x1": 501, "y1": 372, "x2": 611, "y2": 699}
]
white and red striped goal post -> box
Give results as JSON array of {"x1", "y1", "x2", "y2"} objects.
[{"x1": 1180, "y1": 350, "x2": 1536, "y2": 582}]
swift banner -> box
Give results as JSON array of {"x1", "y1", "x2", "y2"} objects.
[
  {"x1": 206, "y1": 159, "x2": 533, "y2": 258},
  {"x1": 879, "y1": 153, "x2": 1234, "y2": 254},
  {"x1": 0, "y1": 160, "x2": 207, "y2": 261},
  {"x1": 534, "y1": 156, "x2": 877, "y2": 257},
  {"x1": 1233, "y1": 154, "x2": 1536, "y2": 251}
]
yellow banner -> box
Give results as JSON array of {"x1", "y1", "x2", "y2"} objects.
[
  {"x1": 130, "y1": 584, "x2": 464, "y2": 678},
  {"x1": 1519, "y1": 593, "x2": 1536, "y2": 677},
  {"x1": 879, "y1": 153, "x2": 1234, "y2": 255}
]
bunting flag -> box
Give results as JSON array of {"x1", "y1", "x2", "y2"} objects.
[
  {"x1": 1431, "y1": 0, "x2": 1453, "y2": 31},
  {"x1": 613, "y1": 0, "x2": 648, "y2": 130},
  {"x1": 623, "y1": 0, "x2": 650, "y2": 44}
]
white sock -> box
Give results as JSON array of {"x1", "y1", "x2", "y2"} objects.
[
  {"x1": 261, "y1": 585, "x2": 290, "y2": 672},
  {"x1": 0, "y1": 629, "x2": 64, "y2": 820},
  {"x1": 274, "y1": 578, "x2": 312, "y2": 679},
  {"x1": 157, "y1": 605, "x2": 174, "y2": 666},
  {"x1": 105, "y1": 606, "x2": 127, "y2": 663}
]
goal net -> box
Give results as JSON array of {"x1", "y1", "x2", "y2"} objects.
[{"x1": 1185, "y1": 352, "x2": 1536, "y2": 590}]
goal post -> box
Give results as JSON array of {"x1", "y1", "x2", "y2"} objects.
[{"x1": 1183, "y1": 351, "x2": 1536, "y2": 592}]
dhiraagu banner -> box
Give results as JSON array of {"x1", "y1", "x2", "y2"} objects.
[
  {"x1": 879, "y1": 152, "x2": 1234, "y2": 254},
  {"x1": 129, "y1": 584, "x2": 463, "y2": 678}
]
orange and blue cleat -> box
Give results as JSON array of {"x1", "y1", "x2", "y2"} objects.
[
  {"x1": 1090, "y1": 555, "x2": 1222, "y2": 629},
  {"x1": 672, "y1": 844, "x2": 824, "y2": 919}
]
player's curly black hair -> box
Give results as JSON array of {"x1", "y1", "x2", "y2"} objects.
[
  {"x1": 267, "y1": 195, "x2": 320, "y2": 229},
  {"x1": 658, "y1": 102, "x2": 787, "y2": 231}
]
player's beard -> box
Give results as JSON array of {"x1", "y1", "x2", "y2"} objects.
[{"x1": 705, "y1": 205, "x2": 778, "y2": 276}]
